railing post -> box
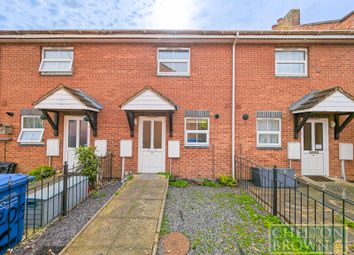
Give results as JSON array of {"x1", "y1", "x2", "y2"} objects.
[
  {"x1": 272, "y1": 167, "x2": 278, "y2": 216},
  {"x1": 62, "y1": 162, "x2": 68, "y2": 216}
]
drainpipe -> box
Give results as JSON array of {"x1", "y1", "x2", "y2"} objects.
[{"x1": 232, "y1": 32, "x2": 239, "y2": 180}]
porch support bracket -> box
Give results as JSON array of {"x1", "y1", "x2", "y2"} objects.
[
  {"x1": 168, "y1": 111, "x2": 174, "y2": 137},
  {"x1": 40, "y1": 110, "x2": 59, "y2": 136},
  {"x1": 84, "y1": 111, "x2": 98, "y2": 137},
  {"x1": 334, "y1": 113, "x2": 354, "y2": 140},
  {"x1": 126, "y1": 111, "x2": 135, "y2": 137},
  {"x1": 293, "y1": 113, "x2": 310, "y2": 139}
]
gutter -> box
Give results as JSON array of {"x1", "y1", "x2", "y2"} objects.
[
  {"x1": 0, "y1": 33, "x2": 353, "y2": 40},
  {"x1": 231, "y1": 32, "x2": 239, "y2": 180}
]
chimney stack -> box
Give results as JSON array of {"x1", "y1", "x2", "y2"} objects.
[{"x1": 272, "y1": 9, "x2": 300, "y2": 30}]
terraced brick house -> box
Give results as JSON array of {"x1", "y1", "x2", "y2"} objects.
[{"x1": 0, "y1": 10, "x2": 353, "y2": 180}]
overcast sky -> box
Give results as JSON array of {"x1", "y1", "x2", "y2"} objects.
[{"x1": 0, "y1": 0, "x2": 353, "y2": 30}]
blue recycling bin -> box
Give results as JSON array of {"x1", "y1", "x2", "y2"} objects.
[{"x1": 0, "y1": 174, "x2": 33, "y2": 254}]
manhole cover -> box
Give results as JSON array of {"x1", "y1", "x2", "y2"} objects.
[{"x1": 161, "y1": 232, "x2": 190, "y2": 255}]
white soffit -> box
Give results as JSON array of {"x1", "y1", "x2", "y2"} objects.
[
  {"x1": 122, "y1": 90, "x2": 175, "y2": 111},
  {"x1": 34, "y1": 87, "x2": 99, "y2": 112}
]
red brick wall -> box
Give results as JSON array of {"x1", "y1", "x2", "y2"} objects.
[
  {"x1": 235, "y1": 44, "x2": 354, "y2": 181},
  {"x1": 1, "y1": 42, "x2": 353, "y2": 180},
  {"x1": 0, "y1": 43, "x2": 232, "y2": 179}
]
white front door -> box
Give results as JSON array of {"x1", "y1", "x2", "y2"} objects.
[
  {"x1": 64, "y1": 116, "x2": 90, "y2": 170},
  {"x1": 138, "y1": 117, "x2": 165, "y2": 173},
  {"x1": 301, "y1": 119, "x2": 328, "y2": 176}
]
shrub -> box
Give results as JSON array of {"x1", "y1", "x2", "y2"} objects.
[
  {"x1": 169, "y1": 179, "x2": 189, "y2": 188},
  {"x1": 219, "y1": 176, "x2": 237, "y2": 187},
  {"x1": 202, "y1": 179, "x2": 220, "y2": 188},
  {"x1": 29, "y1": 166, "x2": 55, "y2": 180},
  {"x1": 75, "y1": 146, "x2": 99, "y2": 189}
]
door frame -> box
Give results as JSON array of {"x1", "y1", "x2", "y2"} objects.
[
  {"x1": 301, "y1": 118, "x2": 329, "y2": 176},
  {"x1": 63, "y1": 115, "x2": 91, "y2": 165},
  {"x1": 138, "y1": 116, "x2": 166, "y2": 173}
]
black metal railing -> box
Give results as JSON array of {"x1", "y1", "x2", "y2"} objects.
[
  {"x1": 235, "y1": 154, "x2": 354, "y2": 254},
  {"x1": 0, "y1": 152, "x2": 115, "y2": 253}
]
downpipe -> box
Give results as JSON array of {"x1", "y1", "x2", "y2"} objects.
[{"x1": 232, "y1": 32, "x2": 239, "y2": 180}]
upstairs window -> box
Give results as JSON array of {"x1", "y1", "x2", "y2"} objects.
[
  {"x1": 185, "y1": 117, "x2": 209, "y2": 146},
  {"x1": 256, "y1": 118, "x2": 281, "y2": 148},
  {"x1": 275, "y1": 49, "x2": 307, "y2": 77},
  {"x1": 39, "y1": 48, "x2": 73, "y2": 75},
  {"x1": 157, "y1": 48, "x2": 190, "y2": 76},
  {"x1": 18, "y1": 116, "x2": 44, "y2": 144}
]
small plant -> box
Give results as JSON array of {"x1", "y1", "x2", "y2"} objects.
[
  {"x1": 160, "y1": 215, "x2": 170, "y2": 236},
  {"x1": 219, "y1": 176, "x2": 237, "y2": 187},
  {"x1": 158, "y1": 172, "x2": 171, "y2": 179},
  {"x1": 202, "y1": 179, "x2": 220, "y2": 188},
  {"x1": 29, "y1": 166, "x2": 55, "y2": 180},
  {"x1": 344, "y1": 220, "x2": 354, "y2": 229},
  {"x1": 75, "y1": 146, "x2": 99, "y2": 189},
  {"x1": 91, "y1": 191, "x2": 107, "y2": 198},
  {"x1": 127, "y1": 175, "x2": 133, "y2": 181},
  {"x1": 169, "y1": 179, "x2": 189, "y2": 188}
]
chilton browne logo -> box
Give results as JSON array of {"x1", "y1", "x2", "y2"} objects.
[{"x1": 269, "y1": 224, "x2": 348, "y2": 254}]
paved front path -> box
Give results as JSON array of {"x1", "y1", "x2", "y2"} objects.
[{"x1": 61, "y1": 174, "x2": 168, "y2": 255}]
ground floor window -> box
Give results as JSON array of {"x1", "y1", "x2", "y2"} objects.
[
  {"x1": 17, "y1": 115, "x2": 44, "y2": 144},
  {"x1": 184, "y1": 117, "x2": 209, "y2": 146},
  {"x1": 256, "y1": 118, "x2": 281, "y2": 148}
]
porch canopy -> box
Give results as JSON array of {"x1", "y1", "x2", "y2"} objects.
[
  {"x1": 289, "y1": 87, "x2": 354, "y2": 139},
  {"x1": 120, "y1": 86, "x2": 178, "y2": 137},
  {"x1": 33, "y1": 85, "x2": 103, "y2": 136}
]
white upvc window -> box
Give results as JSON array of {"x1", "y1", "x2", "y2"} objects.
[
  {"x1": 39, "y1": 48, "x2": 74, "y2": 75},
  {"x1": 256, "y1": 118, "x2": 281, "y2": 148},
  {"x1": 184, "y1": 117, "x2": 209, "y2": 146},
  {"x1": 157, "y1": 48, "x2": 190, "y2": 76},
  {"x1": 275, "y1": 48, "x2": 307, "y2": 77},
  {"x1": 17, "y1": 115, "x2": 44, "y2": 144}
]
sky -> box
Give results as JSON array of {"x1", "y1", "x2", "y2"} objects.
[{"x1": 0, "y1": 0, "x2": 353, "y2": 30}]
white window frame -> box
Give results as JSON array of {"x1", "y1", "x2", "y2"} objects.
[
  {"x1": 275, "y1": 48, "x2": 308, "y2": 77},
  {"x1": 184, "y1": 117, "x2": 210, "y2": 147},
  {"x1": 39, "y1": 47, "x2": 74, "y2": 75},
  {"x1": 256, "y1": 118, "x2": 281, "y2": 148},
  {"x1": 157, "y1": 48, "x2": 190, "y2": 77},
  {"x1": 17, "y1": 115, "x2": 44, "y2": 144}
]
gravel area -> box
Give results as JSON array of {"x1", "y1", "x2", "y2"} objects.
[
  {"x1": 13, "y1": 180, "x2": 121, "y2": 255},
  {"x1": 158, "y1": 185, "x2": 270, "y2": 255}
]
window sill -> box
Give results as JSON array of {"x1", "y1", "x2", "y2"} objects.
[
  {"x1": 256, "y1": 146, "x2": 282, "y2": 150},
  {"x1": 18, "y1": 143, "x2": 44, "y2": 147},
  {"x1": 185, "y1": 145, "x2": 209, "y2": 149},
  {"x1": 275, "y1": 75, "x2": 308, "y2": 78},
  {"x1": 40, "y1": 72, "x2": 73, "y2": 76},
  {"x1": 157, "y1": 73, "x2": 190, "y2": 78}
]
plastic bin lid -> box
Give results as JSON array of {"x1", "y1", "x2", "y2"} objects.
[{"x1": 0, "y1": 174, "x2": 33, "y2": 191}]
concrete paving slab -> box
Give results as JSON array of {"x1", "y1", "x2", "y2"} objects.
[
  {"x1": 107, "y1": 247, "x2": 152, "y2": 255},
  {"x1": 61, "y1": 174, "x2": 168, "y2": 255},
  {"x1": 128, "y1": 199, "x2": 162, "y2": 219},
  {"x1": 64, "y1": 245, "x2": 110, "y2": 255}
]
